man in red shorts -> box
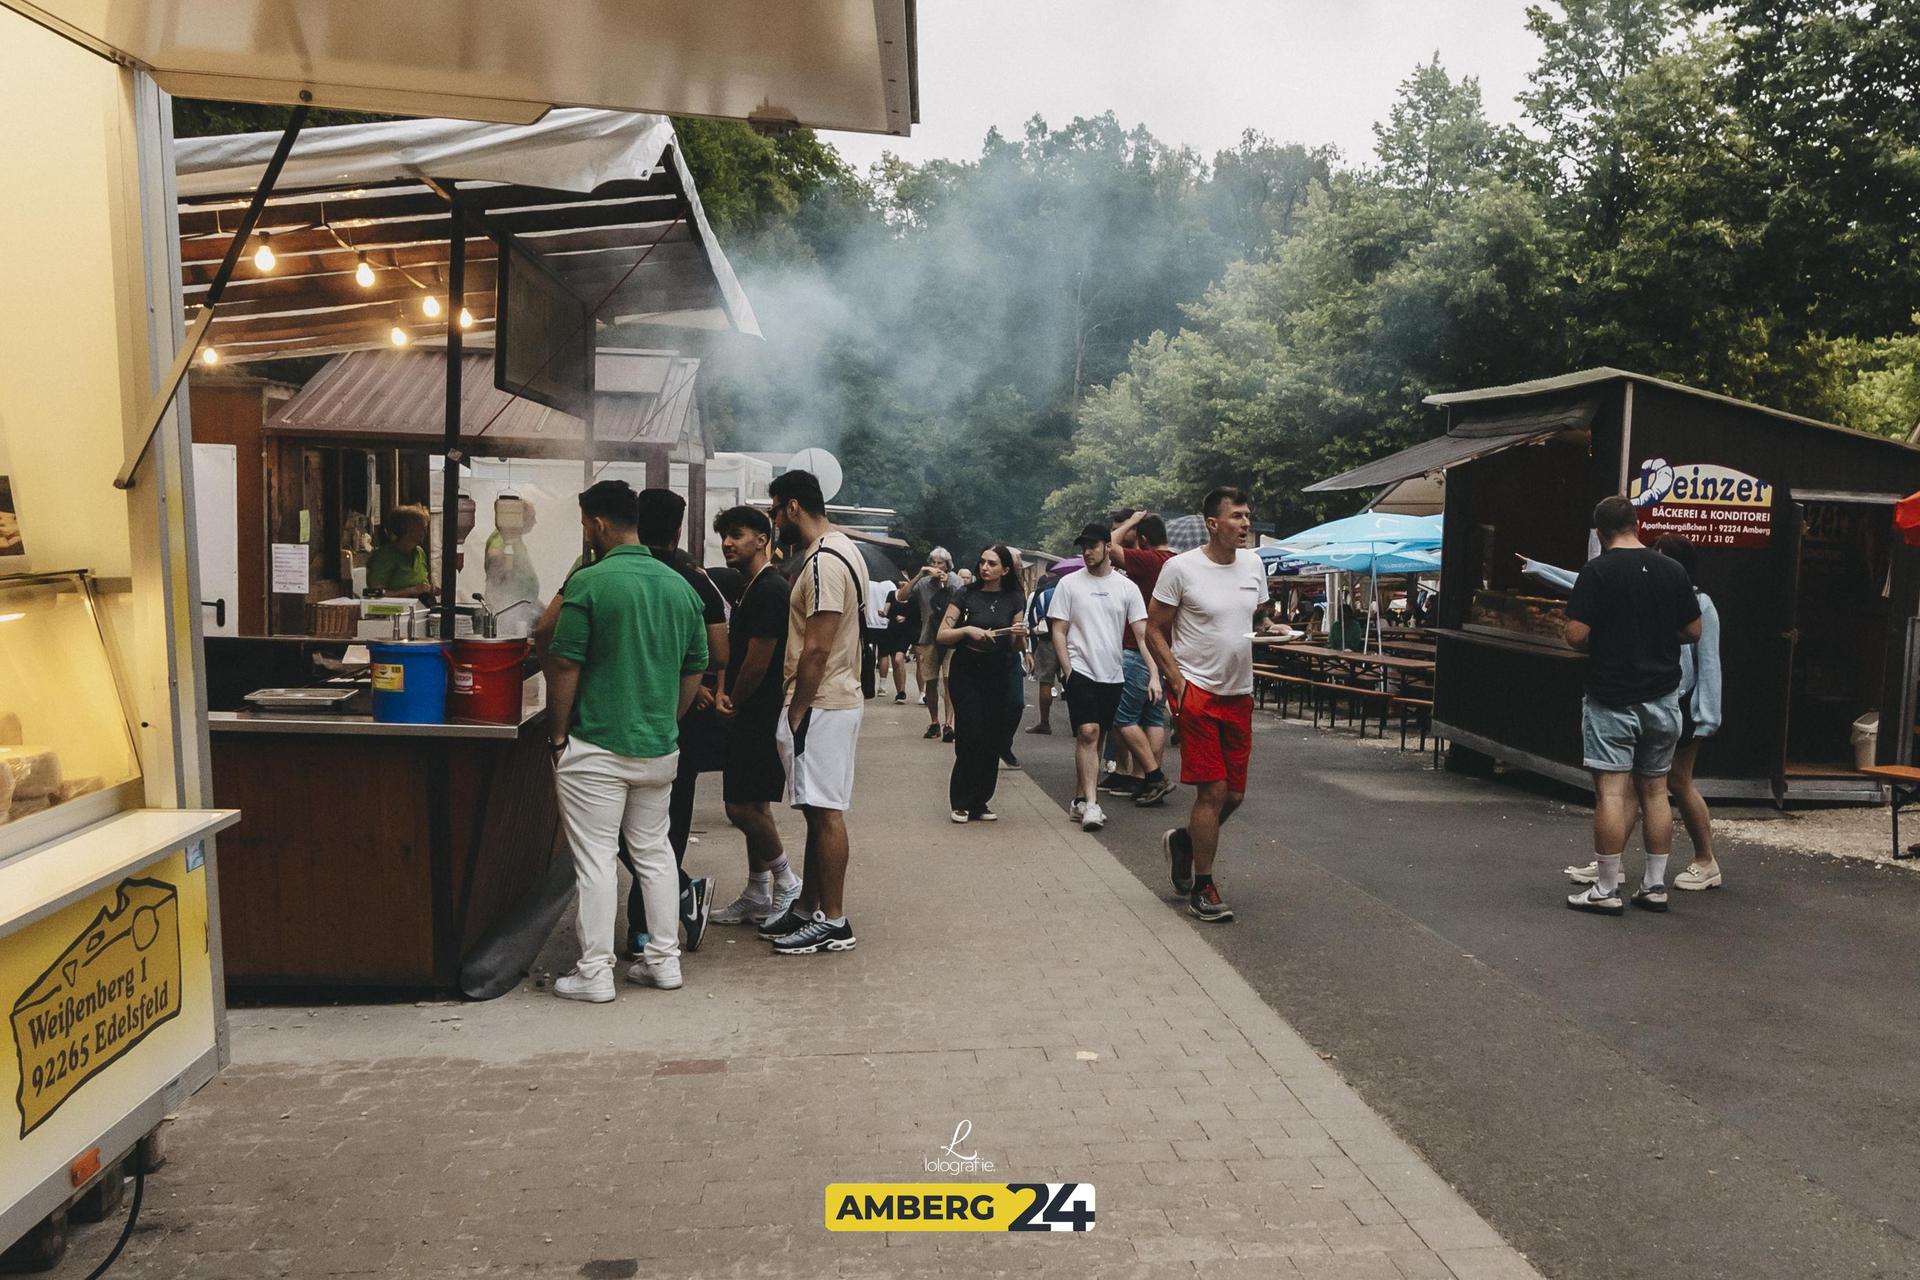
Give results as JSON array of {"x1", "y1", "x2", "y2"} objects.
[{"x1": 1145, "y1": 487, "x2": 1266, "y2": 922}]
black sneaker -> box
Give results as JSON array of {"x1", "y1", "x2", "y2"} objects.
[
  {"x1": 1134, "y1": 775, "x2": 1175, "y2": 807},
  {"x1": 999, "y1": 750, "x2": 1019, "y2": 768},
  {"x1": 1163, "y1": 828, "x2": 1194, "y2": 894},
  {"x1": 1096, "y1": 771, "x2": 1130, "y2": 795},
  {"x1": 894, "y1": 692, "x2": 907, "y2": 704},
  {"x1": 942, "y1": 726, "x2": 956, "y2": 743},
  {"x1": 1630, "y1": 882, "x2": 1670, "y2": 913},
  {"x1": 680, "y1": 877, "x2": 712, "y2": 952},
  {"x1": 758, "y1": 907, "x2": 808, "y2": 940},
  {"x1": 771, "y1": 912, "x2": 856, "y2": 955},
  {"x1": 1189, "y1": 883, "x2": 1234, "y2": 923},
  {"x1": 971, "y1": 806, "x2": 998, "y2": 822},
  {"x1": 923, "y1": 724, "x2": 941, "y2": 740}
]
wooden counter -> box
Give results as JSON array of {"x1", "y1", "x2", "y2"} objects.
[{"x1": 208, "y1": 677, "x2": 562, "y2": 994}]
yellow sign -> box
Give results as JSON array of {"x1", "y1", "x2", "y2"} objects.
[
  {"x1": 825, "y1": 1183, "x2": 1096, "y2": 1232},
  {"x1": 371, "y1": 662, "x2": 404, "y2": 692},
  {"x1": 10, "y1": 879, "x2": 181, "y2": 1137}
]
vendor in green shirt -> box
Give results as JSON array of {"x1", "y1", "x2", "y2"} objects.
[{"x1": 364, "y1": 504, "x2": 434, "y2": 600}]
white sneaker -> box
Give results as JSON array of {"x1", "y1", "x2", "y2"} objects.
[
  {"x1": 553, "y1": 968, "x2": 614, "y2": 1003},
  {"x1": 1673, "y1": 863, "x2": 1723, "y2": 891},
  {"x1": 1081, "y1": 801, "x2": 1107, "y2": 832},
  {"x1": 711, "y1": 891, "x2": 772, "y2": 925},
  {"x1": 766, "y1": 878, "x2": 803, "y2": 923},
  {"x1": 1069, "y1": 798, "x2": 1087, "y2": 824},
  {"x1": 1564, "y1": 861, "x2": 1599, "y2": 884},
  {"x1": 951, "y1": 808, "x2": 971, "y2": 823},
  {"x1": 625, "y1": 957, "x2": 683, "y2": 990}
]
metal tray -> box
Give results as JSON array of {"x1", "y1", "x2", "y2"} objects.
[{"x1": 244, "y1": 687, "x2": 359, "y2": 712}]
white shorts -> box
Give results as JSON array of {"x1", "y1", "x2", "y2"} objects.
[{"x1": 776, "y1": 704, "x2": 863, "y2": 811}]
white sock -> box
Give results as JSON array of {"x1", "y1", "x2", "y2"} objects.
[
  {"x1": 767, "y1": 856, "x2": 798, "y2": 887},
  {"x1": 1645, "y1": 854, "x2": 1669, "y2": 888},
  {"x1": 1596, "y1": 854, "x2": 1623, "y2": 895},
  {"x1": 746, "y1": 870, "x2": 772, "y2": 897}
]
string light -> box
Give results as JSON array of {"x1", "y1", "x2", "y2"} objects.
[
  {"x1": 389, "y1": 323, "x2": 409, "y2": 347},
  {"x1": 200, "y1": 347, "x2": 219, "y2": 366},
  {"x1": 252, "y1": 232, "x2": 276, "y2": 272},
  {"x1": 458, "y1": 308, "x2": 474, "y2": 329},
  {"x1": 422, "y1": 294, "x2": 442, "y2": 319},
  {"x1": 355, "y1": 253, "x2": 375, "y2": 288}
]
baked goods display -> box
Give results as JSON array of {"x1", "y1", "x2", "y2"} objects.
[
  {"x1": 1467, "y1": 589, "x2": 1573, "y2": 646},
  {"x1": 0, "y1": 742, "x2": 89, "y2": 825}
]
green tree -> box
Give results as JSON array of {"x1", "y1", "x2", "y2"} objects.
[
  {"x1": 1372, "y1": 56, "x2": 1501, "y2": 205},
  {"x1": 1519, "y1": 0, "x2": 1685, "y2": 233}
]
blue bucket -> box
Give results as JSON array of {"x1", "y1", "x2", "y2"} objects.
[{"x1": 368, "y1": 642, "x2": 450, "y2": 723}]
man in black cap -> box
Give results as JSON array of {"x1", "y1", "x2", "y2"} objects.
[{"x1": 1047, "y1": 521, "x2": 1151, "y2": 833}]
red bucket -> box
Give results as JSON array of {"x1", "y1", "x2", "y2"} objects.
[{"x1": 449, "y1": 637, "x2": 530, "y2": 724}]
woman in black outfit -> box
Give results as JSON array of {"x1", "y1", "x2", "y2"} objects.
[{"x1": 937, "y1": 545, "x2": 1028, "y2": 823}]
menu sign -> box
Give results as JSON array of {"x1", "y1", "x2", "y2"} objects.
[{"x1": 1629, "y1": 459, "x2": 1773, "y2": 549}]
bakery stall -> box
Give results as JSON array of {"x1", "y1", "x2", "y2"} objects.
[
  {"x1": 1308, "y1": 368, "x2": 1920, "y2": 801},
  {"x1": 0, "y1": 0, "x2": 916, "y2": 1264}
]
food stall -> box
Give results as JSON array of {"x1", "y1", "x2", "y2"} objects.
[
  {"x1": 167, "y1": 117, "x2": 755, "y2": 993},
  {"x1": 0, "y1": 0, "x2": 917, "y2": 1264},
  {"x1": 1308, "y1": 368, "x2": 1920, "y2": 800}
]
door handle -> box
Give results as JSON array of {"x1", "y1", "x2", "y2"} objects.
[{"x1": 202, "y1": 598, "x2": 227, "y2": 628}]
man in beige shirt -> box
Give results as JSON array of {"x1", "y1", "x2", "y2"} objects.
[{"x1": 762, "y1": 469, "x2": 866, "y2": 956}]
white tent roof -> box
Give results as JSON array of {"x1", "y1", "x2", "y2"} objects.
[
  {"x1": 3, "y1": 0, "x2": 918, "y2": 136},
  {"x1": 175, "y1": 111, "x2": 760, "y2": 360}
]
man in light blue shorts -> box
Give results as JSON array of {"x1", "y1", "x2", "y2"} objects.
[{"x1": 1562, "y1": 497, "x2": 1702, "y2": 917}]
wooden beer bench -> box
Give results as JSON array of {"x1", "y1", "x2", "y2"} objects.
[{"x1": 1857, "y1": 765, "x2": 1920, "y2": 860}]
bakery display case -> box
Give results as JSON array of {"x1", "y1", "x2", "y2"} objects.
[
  {"x1": 0, "y1": 570, "x2": 141, "y2": 858},
  {"x1": 1464, "y1": 588, "x2": 1573, "y2": 649}
]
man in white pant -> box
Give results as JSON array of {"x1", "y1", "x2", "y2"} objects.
[{"x1": 543, "y1": 480, "x2": 709, "y2": 1002}]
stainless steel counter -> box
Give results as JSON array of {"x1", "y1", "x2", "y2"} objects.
[{"x1": 207, "y1": 677, "x2": 546, "y2": 739}]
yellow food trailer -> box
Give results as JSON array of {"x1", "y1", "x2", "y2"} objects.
[{"x1": 0, "y1": 0, "x2": 916, "y2": 1266}]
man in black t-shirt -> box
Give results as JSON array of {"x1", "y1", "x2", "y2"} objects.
[
  {"x1": 1563, "y1": 495, "x2": 1703, "y2": 916},
  {"x1": 708, "y1": 505, "x2": 805, "y2": 926},
  {"x1": 633, "y1": 489, "x2": 730, "y2": 954}
]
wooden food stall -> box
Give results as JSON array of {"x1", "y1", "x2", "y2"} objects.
[
  {"x1": 1309, "y1": 368, "x2": 1920, "y2": 800},
  {"x1": 170, "y1": 115, "x2": 755, "y2": 994}
]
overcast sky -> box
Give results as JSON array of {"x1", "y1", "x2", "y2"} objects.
[{"x1": 830, "y1": 0, "x2": 1544, "y2": 174}]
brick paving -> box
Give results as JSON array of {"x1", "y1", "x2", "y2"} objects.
[{"x1": 52, "y1": 708, "x2": 1541, "y2": 1279}]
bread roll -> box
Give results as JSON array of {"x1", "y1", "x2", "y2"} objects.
[
  {"x1": 0, "y1": 746, "x2": 61, "y2": 799},
  {"x1": 56, "y1": 776, "x2": 106, "y2": 804},
  {"x1": 8, "y1": 795, "x2": 51, "y2": 821}
]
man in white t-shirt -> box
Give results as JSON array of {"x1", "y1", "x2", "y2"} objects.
[
  {"x1": 1048, "y1": 522, "x2": 1156, "y2": 833},
  {"x1": 1146, "y1": 488, "x2": 1267, "y2": 924}
]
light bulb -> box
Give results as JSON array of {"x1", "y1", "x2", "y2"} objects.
[
  {"x1": 458, "y1": 308, "x2": 474, "y2": 329},
  {"x1": 422, "y1": 294, "x2": 442, "y2": 319},
  {"x1": 355, "y1": 254, "x2": 375, "y2": 287},
  {"x1": 253, "y1": 233, "x2": 275, "y2": 272},
  {"x1": 200, "y1": 346, "x2": 219, "y2": 366},
  {"x1": 390, "y1": 325, "x2": 409, "y2": 347}
]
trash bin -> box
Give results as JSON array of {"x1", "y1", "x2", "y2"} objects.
[{"x1": 1851, "y1": 712, "x2": 1880, "y2": 769}]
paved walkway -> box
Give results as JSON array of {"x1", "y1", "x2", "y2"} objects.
[{"x1": 55, "y1": 707, "x2": 1540, "y2": 1279}]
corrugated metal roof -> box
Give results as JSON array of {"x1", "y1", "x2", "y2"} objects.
[
  {"x1": 262, "y1": 348, "x2": 703, "y2": 461},
  {"x1": 1424, "y1": 367, "x2": 1920, "y2": 452}
]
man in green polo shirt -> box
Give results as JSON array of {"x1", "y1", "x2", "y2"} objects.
[{"x1": 544, "y1": 479, "x2": 708, "y2": 1004}]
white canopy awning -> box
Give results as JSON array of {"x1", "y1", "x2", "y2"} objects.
[
  {"x1": 4, "y1": 0, "x2": 918, "y2": 135},
  {"x1": 175, "y1": 110, "x2": 761, "y2": 361}
]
